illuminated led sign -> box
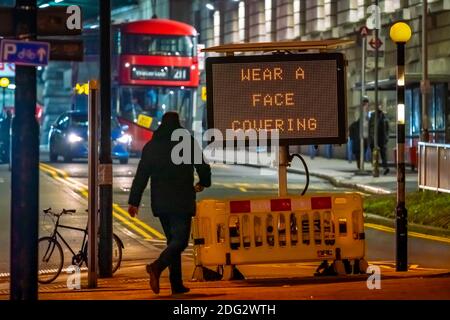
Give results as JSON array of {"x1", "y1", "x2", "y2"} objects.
[{"x1": 206, "y1": 53, "x2": 347, "y2": 145}]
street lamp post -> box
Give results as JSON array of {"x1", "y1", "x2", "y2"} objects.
[{"x1": 390, "y1": 22, "x2": 412, "y2": 272}]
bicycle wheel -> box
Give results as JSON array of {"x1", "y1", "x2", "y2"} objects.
[
  {"x1": 38, "y1": 237, "x2": 64, "y2": 284},
  {"x1": 112, "y1": 234, "x2": 123, "y2": 273},
  {"x1": 83, "y1": 233, "x2": 123, "y2": 274}
]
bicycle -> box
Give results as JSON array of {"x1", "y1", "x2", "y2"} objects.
[{"x1": 38, "y1": 208, "x2": 124, "y2": 284}]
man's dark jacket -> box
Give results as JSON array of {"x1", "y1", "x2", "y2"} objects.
[
  {"x1": 369, "y1": 110, "x2": 389, "y2": 148},
  {"x1": 128, "y1": 123, "x2": 211, "y2": 217}
]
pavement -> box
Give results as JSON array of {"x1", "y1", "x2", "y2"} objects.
[
  {"x1": 1, "y1": 259, "x2": 450, "y2": 300},
  {"x1": 1, "y1": 151, "x2": 449, "y2": 301},
  {"x1": 205, "y1": 148, "x2": 418, "y2": 195}
]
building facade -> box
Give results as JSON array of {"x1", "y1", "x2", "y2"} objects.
[{"x1": 168, "y1": 0, "x2": 450, "y2": 160}]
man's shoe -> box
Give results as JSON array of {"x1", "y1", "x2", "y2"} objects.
[
  {"x1": 383, "y1": 168, "x2": 390, "y2": 175},
  {"x1": 146, "y1": 263, "x2": 161, "y2": 294},
  {"x1": 172, "y1": 285, "x2": 190, "y2": 295}
]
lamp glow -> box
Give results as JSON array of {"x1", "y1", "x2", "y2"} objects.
[
  {"x1": 390, "y1": 22, "x2": 412, "y2": 43},
  {"x1": 0, "y1": 77, "x2": 10, "y2": 88},
  {"x1": 68, "y1": 133, "x2": 83, "y2": 143},
  {"x1": 397, "y1": 104, "x2": 405, "y2": 124}
]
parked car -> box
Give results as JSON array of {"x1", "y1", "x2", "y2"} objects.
[{"x1": 48, "y1": 110, "x2": 131, "y2": 164}]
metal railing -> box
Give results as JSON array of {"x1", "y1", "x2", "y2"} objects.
[{"x1": 418, "y1": 142, "x2": 450, "y2": 193}]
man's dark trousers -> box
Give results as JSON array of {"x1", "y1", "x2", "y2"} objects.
[{"x1": 156, "y1": 214, "x2": 192, "y2": 287}]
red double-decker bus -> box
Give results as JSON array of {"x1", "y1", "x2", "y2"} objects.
[{"x1": 113, "y1": 18, "x2": 199, "y2": 153}]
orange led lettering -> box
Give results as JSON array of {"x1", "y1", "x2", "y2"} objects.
[
  {"x1": 296, "y1": 67, "x2": 305, "y2": 80},
  {"x1": 263, "y1": 68, "x2": 272, "y2": 80},
  {"x1": 275, "y1": 119, "x2": 284, "y2": 131},
  {"x1": 263, "y1": 94, "x2": 272, "y2": 106},
  {"x1": 243, "y1": 120, "x2": 252, "y2": 130},
  {"x1": 297, "y1": 118, "x2": 306, "y2": 131},
  {"x1": 274, "y1": 67, "x2": 283, "y2": 80},
  {"x1": 285, "y1": 93, "x2": 294, "y2": 106},
  {"x1": 288, "y1": 118, "x2": 294, "y2": 131},
  {"x1": 252, "y1": 94, "x2": 262, "y2": 106},
  {"x1": 274, "y1": 94, "x2": 284, "y2": 106},
  {"x1": 252, "y1": 68, "x2": 261, "y2": 81},
  {"x1": 241, "y1": 68, "x2": 251, "y2": 81},
  {"x1": 309, "y1": 118, "x2": 317, "y2": 130}
]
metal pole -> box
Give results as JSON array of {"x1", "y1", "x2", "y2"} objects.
[
  {"x1": 2, "y1": 88, "x2": 5, "y2": 109},
  {"x1": 372, "y1": 0, "x2": 380, "y2": 177},
  {"x1": 278, "y1": 145, "x2": 288, "y2": 196},
  {"x1": 88, "y1": 80, "x2": 99, "y2": 288},
  {"x1": 99, "y1": 0, "x2": 113, "y2": 278},
  {"x1": 421, "y1": 0, "x2": 429, "y2": 142},
  {"x1": 10, "y1": 0, "x2": 39, "y2": 300},
  {"x1": 360, "y1": 36, "x2": 366, "y2": 172},
  {"x1": 396, "y1": 43, "x2": 408, "y2": 271}
]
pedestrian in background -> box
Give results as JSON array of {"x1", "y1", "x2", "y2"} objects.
[
  {"x1": 128, "y1": 111, "x2": 211, "y2": 295},
  {"x1": 349, "y1": 97, "x2": 370, "y2": 169},
  {"x1": 369, "y1": 104, "x2": 390, "y2": 175}
]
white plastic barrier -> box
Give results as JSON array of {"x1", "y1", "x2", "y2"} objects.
[{"x1": 192, "y1": 193, "x2": 367, "y2": 280}]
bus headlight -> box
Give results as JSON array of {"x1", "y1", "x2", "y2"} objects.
[
  {"x1": 117, "y1": 134, "x2": 132, "y2": 144},
  {"x1": 68, "y1": 133, "x2": 83, "y2": 143}
]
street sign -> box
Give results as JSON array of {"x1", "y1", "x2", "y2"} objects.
[
  {"x1": 0, "y1": 39, "x2": 49, "y2": 66},
  {"x1": 369, "y1": 37, "x2": 383, "y2": 49},
  {"x1": 367, "y1": 35, "x2": 385, "y2": 69},
  {"x1": 359, "y1": 26, "x2": 370, "y2": 38},
  {"x1": 0, "y1": 5, "x2": 82, "y2": 37},
  {"x1": 206, "y1": 53, "x2": 347, "y2": 145},
  {"x1": 48, "y1": 39, "x2": 83, "y2": 61}
]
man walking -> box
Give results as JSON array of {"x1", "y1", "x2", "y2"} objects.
[
  {"x1": 128, "y1": 112, "x2": 211, "y2": 295},
  {"x1": 369, "y1": 104, "x2": 390, "y2": 175},
  {"x1": 349, "y1": 97, "x2": 370, "y2": 169}
]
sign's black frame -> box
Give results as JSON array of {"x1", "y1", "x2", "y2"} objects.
[{"x1": 205, "y1": 52, "x2": 347, "y2": 146}]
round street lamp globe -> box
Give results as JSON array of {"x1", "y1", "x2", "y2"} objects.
[
  {"x1": 390, "y1": 22, "x2": 412, "y2": 43},
  {"x1": 0, "y1": 77, "x2": 10, "y2": 88}
]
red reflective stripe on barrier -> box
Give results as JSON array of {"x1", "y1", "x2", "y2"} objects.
[
  {"x1": 230, "y1": 200, "x2": 251, "y2": 213},
  {"x1": 270, "y1": 199, "x2": 291, "y2": 211},
  {"x1": 311, "y1": 197, "x2": 332, "y2": 210}
]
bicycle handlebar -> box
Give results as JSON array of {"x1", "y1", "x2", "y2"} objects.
[{"x1": 42, "y1": 208, "x2": 76, "y2": 217}]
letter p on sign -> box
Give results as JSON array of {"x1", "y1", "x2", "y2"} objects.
[{"x1": 3, "y1": 43, "x2": 16, "y2": 61}]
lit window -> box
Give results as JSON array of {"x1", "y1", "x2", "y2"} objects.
[
  {"x1": 265, "y1": 0, "x2": 272, "y2": 40},
  {"x1": 293, "y1": 0, "x2": 300, "y2": 38},
  {"x1": 323, "y1": 0, "x2": 331, "y2": 30},
  {"x1": 385, "y1": 0, "x2": 401, "y2": 13},
  {"x1": 317, "y1": 2, "x2": 325, "y2": 31},
  {"x1": 213, "y1": 10, "x2": 221, "y2": 46},
  {"x1": 357, "y1": 0, "x2": 365, "y2": 20},
  {"x1": 238, "y1": 1, "x2": 245, "y2": 42}
]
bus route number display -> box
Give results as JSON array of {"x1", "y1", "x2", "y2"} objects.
[{"x1": 205, "y1": 53, "x2": 347, "y2": 145}]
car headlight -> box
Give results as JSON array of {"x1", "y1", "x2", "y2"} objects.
[
  {"x1": 67, "y1": 133, "x2": 83, "y2": 143},
  {"x1": 117, "y1": 134, "x2": 132, "y2": 144}
]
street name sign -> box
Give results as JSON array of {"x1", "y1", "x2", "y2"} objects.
[
  {"x1": 0, "y1": 39, "x2": 50, "y2": 66},
  {"x1": 206, "y1": 53, "x2": 347, "y2": 145}
]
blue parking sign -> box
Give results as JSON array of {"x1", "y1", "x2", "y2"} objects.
[{"x1": 0, "y1": 39, "x2": 50, "y2": 66}]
